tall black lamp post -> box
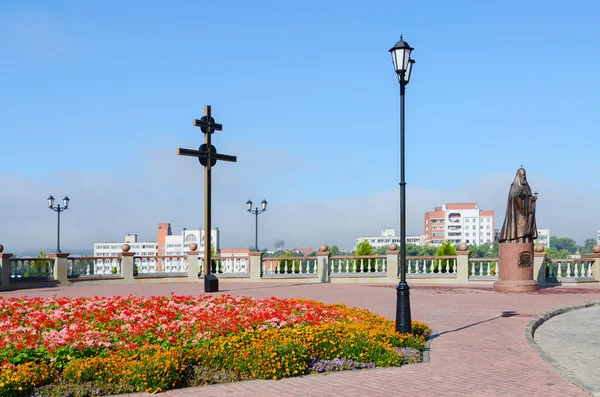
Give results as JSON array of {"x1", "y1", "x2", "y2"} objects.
[
  {"x1": 247, "y1": 199, "x2": 267, "y2": 252},
  {"x1": 47, "y1": 195, "x2": 70, "y2": 253},
  {"x1": 389, "y1": 35, "x2": 415, "y2": 334}
]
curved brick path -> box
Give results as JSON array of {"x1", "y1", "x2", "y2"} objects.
[{"x1": 3, "y1": 282, "x2": 600, "y2": 397}]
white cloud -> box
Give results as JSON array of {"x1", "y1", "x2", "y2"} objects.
[{"x1": 1, "y1": 147, "x2": 598, "y2": 255}]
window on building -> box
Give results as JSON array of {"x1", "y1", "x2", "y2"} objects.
[{"x1": 472, "y1": 226, "x2": 476, "y2": 230}]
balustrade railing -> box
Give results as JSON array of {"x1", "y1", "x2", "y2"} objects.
[
  {"x1": 200, "y1": 257, "x2": 249, "y2": 275},
  {"x1": 468, "y1": 258, "x2": 498, "y2": 278},
  {"x1": 330, "y1": 256, "x2": 387, "y2": 274},
  {"x1": 134, "y1": 256, "x2": 188, "y2": 274},
  {"x1": 546, "y1": 259, "x2": 594, "y2": 280},
  {"x1": 68, "y1": 257, "x2": 121, "y2": 277},
  {"x1": 262, "y1": 257, "x2": 318, "y2": 275},
  {"x1": 406, "y1": 256, "x2": 456, "y2": 275},
  {"x1": 10, "y1": 257, "x2": 55, "y2": 279}
]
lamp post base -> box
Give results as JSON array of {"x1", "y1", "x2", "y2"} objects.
[
  {"x1": 204, "y1": 274, "x2": 219, "y2": 293},
  {"x1": 395, "y1": 281, "x2": 412, "y2": 334}
]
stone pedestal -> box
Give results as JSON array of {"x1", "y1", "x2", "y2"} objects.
[{"x1": 494, "y1": 242, "x2": 538, "y2": 292}]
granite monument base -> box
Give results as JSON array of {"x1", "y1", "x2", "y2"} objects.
[{"x1": 494, "y1": 242, "x2": 538, "y2": 292}]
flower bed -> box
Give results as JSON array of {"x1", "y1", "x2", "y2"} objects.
[{"x1": 0, "y1": 295, "x2": 431, "y2": 396}]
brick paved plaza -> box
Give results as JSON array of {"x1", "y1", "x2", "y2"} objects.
[{"x1": 3, "y1": 282, "x2": 599, "y2": 397}]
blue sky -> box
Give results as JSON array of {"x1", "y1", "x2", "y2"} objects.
[{"x1": 1, "y1": 0, "x2": 599, "y2": 252}]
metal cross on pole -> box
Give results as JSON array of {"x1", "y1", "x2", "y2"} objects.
[{"x1": 176, "y1": 105, "x2": 237, "y2": 292}]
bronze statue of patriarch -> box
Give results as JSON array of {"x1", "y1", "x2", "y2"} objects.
[{"x1": 497, "y1": 168, "x2": 538, "y2": 244}]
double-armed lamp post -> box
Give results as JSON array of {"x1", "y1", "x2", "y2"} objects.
[
  {"x1": 47, "y1": 195, "x2": 70, "y2": 253},
  {"x1": 389, "y1": 35, "x2": 415, "y2": 334},
  {"x1": 247, "y1": 199, "x2": 267, "y2": 252}
]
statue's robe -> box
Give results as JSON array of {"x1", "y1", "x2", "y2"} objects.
[{"x1": 498, "y1": 172, "x2": 538, "y2": 243}]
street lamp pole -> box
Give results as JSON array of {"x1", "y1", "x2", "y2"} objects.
[
  {"x1": 389, "y1": 35, "x2": 415, "y2": 334},
  {"x1": 247, "y1": 199, "x2": 267, "y2": 251},
  {"x1": 47, "y1": 195, "x2": 70, "y2": 254}
]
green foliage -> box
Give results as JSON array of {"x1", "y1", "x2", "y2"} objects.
[
  {"x1": 355, "y1": 241, "x2": 377, "y2": 272},
  {"x1": 278, "y1": 251, "x2": 301, "y2": 273},
  {"x1": 29, "y1": 250, "x2": 52, "y2": 276},
  {"x1": 546, "y1": 247, "x2": 570, "y2": 259},
  {"x1": 355, "y1": 241, "x2": 376, "y2": 256},
  {"x1": 549, "y1": 236, "x2": 577, "y2": 254},
  {"x1": 111, "y1": 266, "x2": 118, "y2": 274},
  {"x1": 405, "y1": 244, "x2": 437, "y2": 256},
  {"x1": 434, "y1": 241, "x2": 456, "y2": 272},
  {"x1": 330, "y1": 245, "x2": 341, "y2": 256},
  {"x1": 375, "y1": 245, "x2": 390, "y2": 255},
  {"x1": 467, "y1": 242, "x2": 498, "y2": 258},
  {"x1": 579, "y1": 238, "x2": 597, "y2": 255}
]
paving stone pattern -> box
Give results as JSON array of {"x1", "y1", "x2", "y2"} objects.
[
  {"x1": 535, "y1": 305, "x2": 600, "y2": 396},
  {"x1": 3, "y1": 282, "x2": 600, "y2": 396}
]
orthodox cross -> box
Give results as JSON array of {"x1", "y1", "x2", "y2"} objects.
[{"x1": 176, "y1": 105, "x2": 237, "y2": 277}]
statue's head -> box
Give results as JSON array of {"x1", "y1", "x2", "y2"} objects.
[{"x1": 516, "y1": 167, "x2": 527, "y2": 186}]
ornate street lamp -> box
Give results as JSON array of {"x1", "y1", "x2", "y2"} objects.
[
  {"x1": 247, "y1": 199, "x2": 267, "y2": 251},
  {"x1": 389, "y1": 35, "x2": 415, "y2": 334},
  {"x1": 48, "y1": 195, "x2": 70, "y2": 253}
]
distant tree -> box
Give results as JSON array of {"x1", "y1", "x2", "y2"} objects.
[
  {"x1": 375, "y1": 245, "x2": 390, "y2": 255},
  {"x1": 435, "y1": 241, "x2": 456, "y2": 272},
  {"x1": 278, "y1": 251, "x2": 300, "y2": 274},
  {"x1": 546, "y1": 246, "x2": 569, "y2": 259},
  {"x1": 35, "y1": 250, "x2": 51, "y2": 276},
  {"x1": 549, "y1": 237, "x2": 577, "y2": 254},
  {"x1": 468, "y1": 242, "x2": 494, "y2": 258},
  {"x1": 490, "y1": 242, "x2": 499, "y2": 257},
  {"x1": 308, "y1": 251, "x2": 317, "y2": 257},
  {"x1": 330, "y1": 245, "x2": 341, "y2": 256},
  {"x1": 579, "y1": 238, "x2": 597, "y2": 255},
  {"x1": 272, "y1": 249, "x2": 286, "y2": 257},
  {"x1": 355, "y1": 241, "x2": 376, "y2": 272}
]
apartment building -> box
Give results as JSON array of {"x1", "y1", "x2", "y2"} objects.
[
  {"x1": 356, "y1": 228, "x2": 426, "y2": 249},
  {"x1": 424, "y1": 203, "x2": 494, "y2": 246},
  {"x1": 93, "y1": 223, "x2": 220, "y2": 257},
  {"x1": 534, "y1": 228, "x2": 551, "y2": 249}
]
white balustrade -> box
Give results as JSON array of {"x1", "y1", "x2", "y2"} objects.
[
  {"x1": 330, "y1": 256, "x2": 387, "y2": 275},
  {"x1": 10, "y1": 258, "x2": 55, "y2": 278},
  {"x1": 548, "y1": 260, "x2": 594, "y2": 279},
  {"x1": 201, "y1": 257, "x2": 249, "y2": 274},
  {"x1": 468, "y1": 259, "x2": 498, "y2": 278},
  {"x1": 262, "y1": 257, "x2": 318, "y2": 275},
  {"x1": 405, "y1": 257, "x2": 456, "y2": 275}
]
